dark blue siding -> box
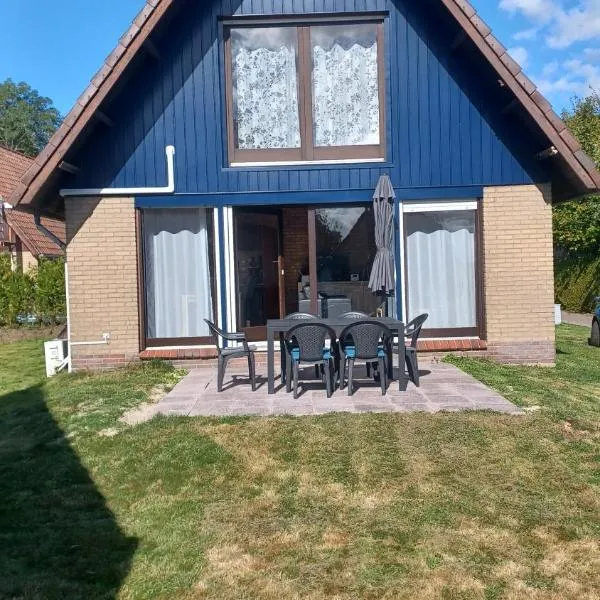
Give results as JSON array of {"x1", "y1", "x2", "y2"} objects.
[{"x1": 71, "y1": 0, "x2": 548, "y2": 200}]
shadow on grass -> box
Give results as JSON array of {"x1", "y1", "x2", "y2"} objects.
[{"x1": 0, "y1": 385, "x2": 137, "y2": 599}]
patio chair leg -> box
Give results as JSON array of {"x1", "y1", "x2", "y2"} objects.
[
  {"x1": 248, "y1": 353, "x2": 256, "y2": 392},
  {"x1": 378, "y1": 356, "x2": 387, "y2": 396},
  {"x1": 217, "y1": 356, "x2": 225, "y2": 392},
  {"x1": 324, "y1": 360, "x2": 332, "y2": 398},
  {"x1": 315, "y1": 365, "x2": 320, "y2": 380},
  {"x1": 286, "y1": 354, "x2": 293, "y2": 393},
  {"x1": 339, "y1": 355, "x2": 346, "y2": 390},
  {"x1": 347, "y1": 359, "x2": 354, "y2": 397},
  {"x1": 406, "y1": 349, "x2": 420, "y2": 387},
  {"x1": 293, "y1": 361, "x2": 300, "y2": 400},
  {"x1": 366, "y1": 362, "x2": 371, "y2": 378},
  {"x1": 280, "y1": 342, "x2": 286, "y2": 384}
]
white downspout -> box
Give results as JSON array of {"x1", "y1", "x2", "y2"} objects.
[
  {"x1": 59, "y1": 146, "x2": 175, "y2": 197},
  {"x1": 60, "y1": 146, "x2": 175, "y2": 369},
  {"x1": 64, "y1": 261, "x2": 72, "y2": 372}
]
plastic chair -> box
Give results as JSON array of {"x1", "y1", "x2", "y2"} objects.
[
  {"x1": 204, "y1": 319, "x2": 257, "y2": 392},
  {"x1": 339, "y1": 320, "x2": 392, "y2": 396},
  {"x1": 281, "y1": 312, "x2": 317, "y2": 384},
  {"x1": 340, "y1": 311, "x2": 375, "y2": 378},
  {"x1": 404, "y1": 313, "x2": 428, "y2": 387},
  {"x1": 284, "y1": 323, "x2": 338, "y2": 399}
]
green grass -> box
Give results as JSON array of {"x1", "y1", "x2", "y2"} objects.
[{"x1": 1, "y1": 326, "x2": 599, "y2": 599}]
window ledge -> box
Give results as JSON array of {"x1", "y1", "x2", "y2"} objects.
[{"x1": 230, "y1": 158, "x2": 387, "y2": 168}]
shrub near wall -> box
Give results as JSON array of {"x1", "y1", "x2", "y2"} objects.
[
  {"x1": 0, "y1": 254, "x2": 65, "y2": 326},
  {"x1": 0, "y1": 254, "x2": 35, "y2": 325},
  {"x1": 34, "y1": 258, "x2": 66, "y2": 323},
  {"x1": 555, "y1": 256, "x2": 600, "y2": 313}
]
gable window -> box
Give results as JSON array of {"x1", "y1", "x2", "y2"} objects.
[{"x1": 224, "y1": 17, "x2": 385, "y2": 164}]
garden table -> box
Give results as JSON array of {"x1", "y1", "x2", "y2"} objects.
[{"x1": 266, "y1": 317, "x2": 407, "y2": 394}]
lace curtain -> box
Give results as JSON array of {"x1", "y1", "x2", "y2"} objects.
[
  {"x1": 233, "y1": 46, "x2": 300, "y2": 150},
  {"x1": 312, "y1": 43, "x2": 380, "y2": 147},
  {"x1": 144, "y1": 209, "x2": 214, "y2": 339},
  {"x1": 232, "y1": 31, "x2": 380, "y2": 150},
  {"x1": 406, "y1": 212, "x2": 476, "y2": 329}
]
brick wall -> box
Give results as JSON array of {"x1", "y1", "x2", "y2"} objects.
[
  {"x1": 66, "y1": 197, "x2": 140, "y2": 370},
  {"x1": 482, "y1": 184, "x2": 555, "y2": 364}
]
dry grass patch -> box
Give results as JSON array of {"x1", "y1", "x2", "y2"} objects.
[{"x1": 2, "y1": 326, "x2": 600, "y2": 599}]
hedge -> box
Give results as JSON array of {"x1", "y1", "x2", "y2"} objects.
[
  {"x1": 0, "y1": 254, "x2": 66, "y2": 326},
  {"x1": 555, "y1": 255, "x2": 600, "y2": 313}
]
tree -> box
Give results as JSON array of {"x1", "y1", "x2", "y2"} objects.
[
  {"x1": 553, "y1": 91, "x2": 600, "y2": 255},
  {"x1": 0, "y1": 79, "x2": 61, "y2": 157}
]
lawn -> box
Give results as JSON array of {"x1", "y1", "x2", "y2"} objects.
[{"x1": 0, "y1": 325, "x2": 599, "y2": 599}]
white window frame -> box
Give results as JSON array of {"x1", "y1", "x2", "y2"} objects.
[{"x1": 400, "y1": 199, "x2": 480, "y2": 333}]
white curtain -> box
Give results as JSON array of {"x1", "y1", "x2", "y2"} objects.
[
  {"x1": 233, "y1": 45, "x2": 300, "y2": 149},
  {"x1": 312, "y1": 43, "x2": 380, "y2": 147},
  {"x1": 144, "y1": 209, "x2": 213, "y2": 339},
  {"x1": 406, "y1": 211, "x2": 476, "y2": 329}
]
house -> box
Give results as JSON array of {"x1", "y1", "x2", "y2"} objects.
[
  {"x1": 0, "y1": 146, "x2": 65, "y2": 270},
  {"x1": 9, "y1": 0, "x2": 600, "y2": 371}
]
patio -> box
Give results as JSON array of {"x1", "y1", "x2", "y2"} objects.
[{"x1": 129, "y1": 360, "x2": 523, "y2": 420}]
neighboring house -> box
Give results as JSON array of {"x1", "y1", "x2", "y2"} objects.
[
  {"x1": 9, "y1": 0, "x2": 600, "y2": 371},
  {"x1": 0, "y1": 146, "x2": 65, "y2": 270}
]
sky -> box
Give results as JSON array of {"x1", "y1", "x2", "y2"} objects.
[{"x1": 2, "y1": 0, "x2": 600, "y2": 117}]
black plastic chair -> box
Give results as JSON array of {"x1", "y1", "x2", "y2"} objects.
[
  {"x1": 284, "y1": 323, "x2": 338, "y2": 399},
  {"x1": 339, "y1": 320, "x2": 392, "y2": 396},
  {"x1": 281, "y1": 312, "x2": 317, "y2": 384},
  {"x1": 404, "y1": 313, "x2": 428, "y2": 387},
  {"x1": 204, "y1": 319, "x2": 257, "y2": 392},
  {"x1": 340, "y1": 311, "x2": 375, "y2": 378}
]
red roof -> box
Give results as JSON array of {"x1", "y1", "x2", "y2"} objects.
[
  {"x1": 0, "y1": 146, "x2": 34, "y2": 202},
  {"x1": 0, "y1": 146, "x2": 64, "y2": 257},
  {"x1": 4, "y1": 208, "x2": 65, "y2": 257}
]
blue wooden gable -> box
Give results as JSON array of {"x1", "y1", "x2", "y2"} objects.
[{"x1": 67, "y1": 0, "x2": 549, "y2": 202}]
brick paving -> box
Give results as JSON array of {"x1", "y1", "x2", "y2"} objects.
[{"x1": 136, "y1": 360, "x2": 523, "y2": 420}]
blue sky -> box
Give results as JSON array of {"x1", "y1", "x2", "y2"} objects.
[{"x1": 2, "y1": 0, "x2": 600, "y2": 117}]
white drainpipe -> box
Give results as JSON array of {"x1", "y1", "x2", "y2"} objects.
[
  {"x1": 59, "y1": 145, "x2": 175, "y2": 197},
  {"x1": 60, "y1": 147, "x2": 175, "y2": 370}
]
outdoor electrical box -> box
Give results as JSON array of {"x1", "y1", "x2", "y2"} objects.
[{"x1": 44, "y1": 339, "x2": 68, "y2": 377}]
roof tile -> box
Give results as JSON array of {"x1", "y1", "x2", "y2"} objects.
[
  {"x1": 4, "y1": 209, "x2": 65, "y2": 257},
  {"x1": 0, "y1": 146, "x2": 34, "y2": 201}
]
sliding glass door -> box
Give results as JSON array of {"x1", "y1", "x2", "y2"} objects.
[
  {"x1": 234, "y1": 209, "x2": 285, "y2": 341},
  {"x1": 312, "y1": 205, "x2": 382, "y2": 316},
  {"x1": 142, "y1": 208, "x2": 216, "y2": 345}
]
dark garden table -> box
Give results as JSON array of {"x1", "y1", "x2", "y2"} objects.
[{"x1": 266, "y1": 317, "x2": 407, "y2": 394}]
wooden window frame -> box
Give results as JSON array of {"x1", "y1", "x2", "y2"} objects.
[
  {"x1": 137, "y1": 208, "x2": 219, "y2": 350},
  {"x1": 224, "y1": 16, "x2": 386, "y2": 165},
  {"x1": 403, "y1": 203, "x2": 485, "y2": 340}
]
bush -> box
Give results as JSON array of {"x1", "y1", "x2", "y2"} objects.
[
  {"x1": 555, "y1": 256, "x2": 600, "y2": 313},
  {"x1": 0, "y1": 254, "x2": 65, "y2": 326},
  {"x1": 33, "y1": 258, "x2": 66, "y2": 323},
  {"x1": 0, "y1": 268, "x2": 35, "y2": 327}
]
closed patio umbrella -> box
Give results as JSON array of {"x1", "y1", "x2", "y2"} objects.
[{"x1": 368, "y1": 174, "x2": 396, "y2": 294}]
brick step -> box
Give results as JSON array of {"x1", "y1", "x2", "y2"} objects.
[{"x1": 140, "y1": 338, "x2": 488, "y2": 364}]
